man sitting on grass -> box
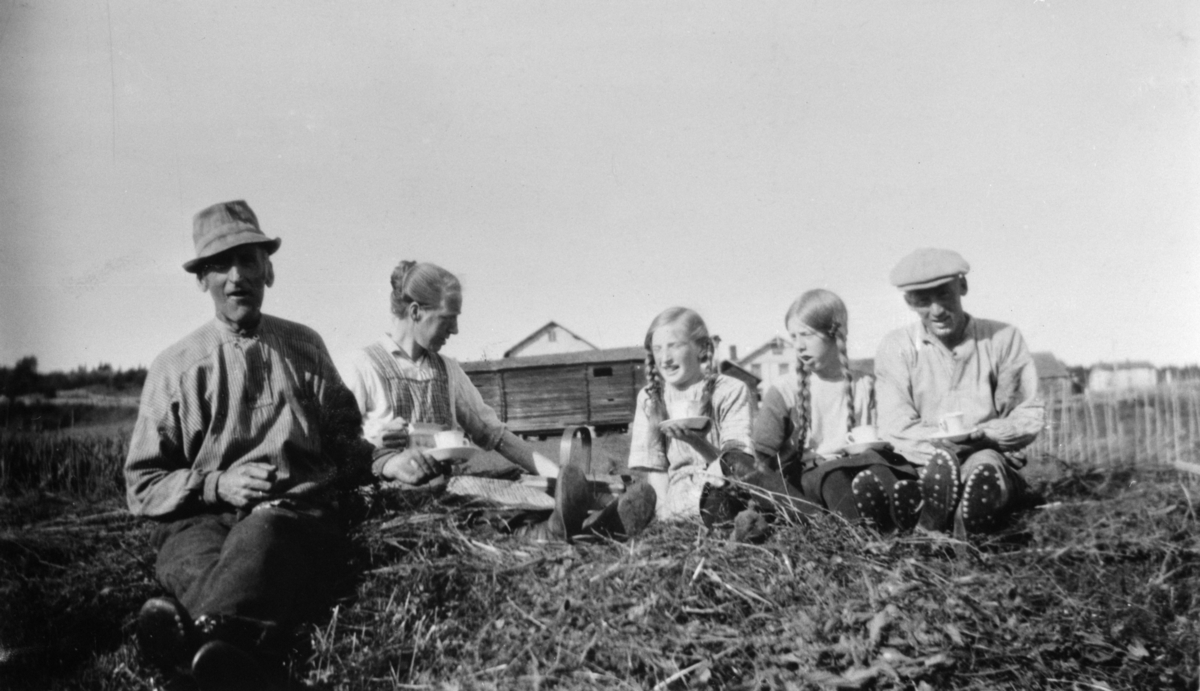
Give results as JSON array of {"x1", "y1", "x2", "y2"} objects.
[
  {"x1": 874, "y1": 248, "x2": 1044, "y2": 535},
  {"x1": 124, "y1": 200, "x2": 398, "y2": 689}
]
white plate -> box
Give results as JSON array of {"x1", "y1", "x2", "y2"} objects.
[
  {"x1": 928, "y1": 428, "x2": 977, "y2": 443},
  {"x1": 658, "y1": 416, "x2": 710, "y2": 431},
  {"x1": 841, "y1": 440, "x2": 892, "y2": 455},
  {"x1": 427, "y1": 446, "x2": 480, "y2": 463}
]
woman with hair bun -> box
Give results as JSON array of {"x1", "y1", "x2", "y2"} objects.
[
  {"x1": 343, "y1": 260, "x2": 560, "y2": 487},
  {"x1": 751, "y1": 289, "x2": 922, "y2": 532}
]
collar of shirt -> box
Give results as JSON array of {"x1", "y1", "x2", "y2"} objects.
[
  {"x1": 379, "y1": 333, "x2": 426, "y2": 364},
  {"x1": 918, "y1": 313, "x2": 976, "y2": 357},
  {"x1": 212, "y1": 316, "x2": 263, "y2": 341}
]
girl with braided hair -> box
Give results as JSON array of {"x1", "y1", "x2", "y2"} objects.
[
  {"x1": 625, "y1": 307, "x2": 757, "y2": 521},
  {"x1": 751, "y1": 289, "x2": 922, "y2": 532}
]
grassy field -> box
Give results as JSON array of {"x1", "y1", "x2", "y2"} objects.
[{"x1": 0, "y1": 393, "x2": 1197, "y2": 690}]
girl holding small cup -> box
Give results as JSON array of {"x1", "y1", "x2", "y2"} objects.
[
  {"x1": 624, "y1": 307, "x2": 759, "y2": 522},
  {"x1": 751, "y1": 290, "x2": 921, "y2": 532}
]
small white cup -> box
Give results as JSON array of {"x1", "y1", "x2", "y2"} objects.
[
  {"x1": 939, "y1": 412, "x2": 967, "y2": 435},
  {"x1": 434, "y1": 430, "x2": 466, "y2": 449},
  {"x1": 847, "y1": 425, "x2": 879, "y2": 444},
  {"x1": 667, "y1": 399, "x2": 703, "y2": 420},
  {"x1": 408, "y1": 422, "x2": 444, "y2": 450}
]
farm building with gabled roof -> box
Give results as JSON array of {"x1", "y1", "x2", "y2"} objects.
[
  {"x1": 461, "y1": 347, "x2": 646, "y2": 435},
  {"x1": 1031, "y1": 351, "x2": 1074, "y2": 394},
  {"x1": 502, "y1": 321, "x2": 599, "y2": 359}
]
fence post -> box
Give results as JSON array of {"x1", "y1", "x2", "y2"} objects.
[{"x1": 1173, "y1": 385, "x2": 1184, "y2": 465}]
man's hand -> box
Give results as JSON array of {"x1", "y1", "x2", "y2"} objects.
[
  {"x1": 380, "y1": 448, "x2": 449, "y2": 485},
  {"x1": 216, "y1": 462, "x2": 277, "y2": 508},
  {"x1": 977, "y1": 420, "x2": 1037, "y2": 452}
]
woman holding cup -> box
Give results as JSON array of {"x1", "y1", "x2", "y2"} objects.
[
  {"x1": 751, "y1": 290, "x2": 921, "y2": 532},
  {"x1": 342, "y1": 260, "x2": 560, "y2": 485}
]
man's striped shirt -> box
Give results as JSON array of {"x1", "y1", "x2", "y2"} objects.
[{"x1": 125, "y1": 314, "x2": 369, "y2": 518}]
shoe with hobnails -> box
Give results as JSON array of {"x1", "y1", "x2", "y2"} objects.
[
  {"x1": 137, "y1": 596, "x2": 196, "y2": 675},
  {"x1": 891, "y1": 479, "x2": 922, "y2": 533},
  {"x1": 850, "y1": 468, "x2": 894, "y2": 533},
  {"x1": 918, "y1": 448, "x2": 960, "y2": 532},
  {"x1": 959, "y1": 464, "x2": 1006, "y2": 534}
]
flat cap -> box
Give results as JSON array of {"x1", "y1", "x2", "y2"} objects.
[{"x1": 889, "y1": 248, "x2": 970, "y2": 291}]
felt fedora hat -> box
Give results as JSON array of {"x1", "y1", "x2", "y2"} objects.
[
  {"x1": 889, "y1": 248, "x2": 970, "y2": 291},
  {"x1": 183, "y1": 200, "x2": 281, "y2": 273}
]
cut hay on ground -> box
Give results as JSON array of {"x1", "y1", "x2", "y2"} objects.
[
  {"x1": 305, "y1": 461, "x2": 1198, "y2": 690},
  {"x1": 1, "y1": 458, "x2": 1196, "y2": 690}
]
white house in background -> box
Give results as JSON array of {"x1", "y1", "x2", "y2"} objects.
[
  {"x1": 1088, "y1": 361, "x2": 1158, "y2": 392},
  {"x1": 735, "y1": 336, "x2": 877, "y2": 395},
  {"x1": 736, "y1": 336, "x2": 795, "y2": 393},
  {"x1": 504, "y1": 321, "x2": 599, "y2": 359}
]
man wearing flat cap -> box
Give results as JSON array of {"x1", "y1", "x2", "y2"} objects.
[
  {"x1": 124, "y1": 200, "x2": 374, "y2": 688},
  {"x1": 874, "y1": 248, "x2": 1044, "y2": 535}
]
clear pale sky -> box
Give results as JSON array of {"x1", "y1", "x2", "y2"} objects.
[{"x1": 1, "y1": 1, "x2": 1197, "y2": 373}]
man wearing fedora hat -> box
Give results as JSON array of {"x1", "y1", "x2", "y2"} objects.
[
  {"x1": 124, "y1": 200, "x2": 374, "y2": 688},
  {"x1": 874, "y1": 248, "x2": 1044, "y2": 535}
]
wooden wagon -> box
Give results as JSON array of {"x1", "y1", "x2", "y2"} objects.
[{"x1": 460, "y1": 347, "x2": 647, "y2": 436}]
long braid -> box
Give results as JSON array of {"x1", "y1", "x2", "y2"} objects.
[
  {"x1": 793, "y1": 346, "x2": 811, "y2": 456},
  {"x1": 643, "y1": 349, "x2": 668, "y2": 462},
  {"x1": 701, "y1": 337, "x2": 718, "y2": 419},
  {"x1": 834, "y1": 323, "x2": 855, "y2": 432}
]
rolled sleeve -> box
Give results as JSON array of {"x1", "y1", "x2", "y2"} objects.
[{"x1": 447, "y1": 359, "x2": 506, "y2": 451}]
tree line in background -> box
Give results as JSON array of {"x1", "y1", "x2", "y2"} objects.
[{"x1": 0, "y1": 356, "x2": 147, "y2": 400}]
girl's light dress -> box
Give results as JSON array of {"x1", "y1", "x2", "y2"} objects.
[{"x1": 627, "y1": 374, "x2": 756, "y2": 520}]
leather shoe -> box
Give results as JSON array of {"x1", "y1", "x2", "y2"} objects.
[
  {"x1": 137, "y1": 596, "x2": 196, "y2": 674},
  {"x1": 191, "y1": 640, "x2": 274, "y2": 691}
]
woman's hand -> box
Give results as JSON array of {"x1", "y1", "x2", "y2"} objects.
[
  {"x1": 380, "y1": 448, "x2": 449, "y2": 485},
  {"x1": 659, "y1": 419, "x2": 711, "y2": 444}
]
